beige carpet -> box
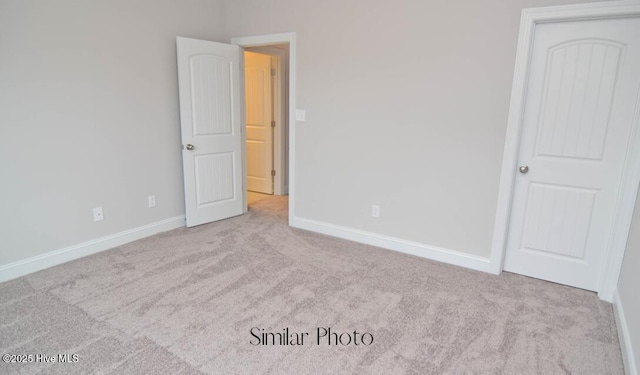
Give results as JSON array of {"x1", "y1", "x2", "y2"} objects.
[{"x1": 0, "y1": 196, "x2": 624, "y2": 374}]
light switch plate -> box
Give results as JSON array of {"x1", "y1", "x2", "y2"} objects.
[
  {"x1": 371, "y1": 205, "x2": 380, "y2": 218},
  {"x1": 295, "y1": 109, "x2": 306, "y2": 121}
]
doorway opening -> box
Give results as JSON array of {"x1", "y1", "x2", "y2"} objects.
[
  {"x1": 232, "y1": 33, "x2": 296, "y2": 222},
  {"x1": 243, "y1": 44, "x2": 289, "y2": 206}
]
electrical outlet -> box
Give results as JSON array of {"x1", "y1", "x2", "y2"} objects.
[
  {"x1": 93, "y1": 206, "x2": 104, "y2": 222},
  {"x1": 148, "y1": 195, "x2": 156, "y2": 208},
  {"x1": 371, "y1": 205, "x2": 380, "y2": 218}
]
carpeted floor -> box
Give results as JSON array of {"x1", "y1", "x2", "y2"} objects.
[{"x1": 0, "y1": 196, "x2": 624, "y2": 374}]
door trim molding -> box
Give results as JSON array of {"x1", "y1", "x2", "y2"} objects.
[
  {"x1": 613, "y1": 289, "x2": 638, "y2": 375},
  {"x1": 231, "y1": 32, "x2": 296, "y2": 221},
  {"x1": 490, "y1": 1, "x2": 640, "y2": 302}
]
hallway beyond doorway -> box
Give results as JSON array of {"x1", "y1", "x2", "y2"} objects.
[{"x1": 247, "y1": 191, "x2": 271, "y2": 205}]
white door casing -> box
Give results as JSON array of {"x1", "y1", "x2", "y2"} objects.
[
  {"x1": 176, "y1": 37, "x2": 244, "y2": 227},
  {"x1": 231, "y1": 32, "x2": 297, "y2": 223},
  {"x1": 245, "y1": 51, "x2": 274, "y2": 194},
  {"x1": 492, "y1": 2, "x2": 640, "y2": 299}
]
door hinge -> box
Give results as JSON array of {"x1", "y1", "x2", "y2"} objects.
[
  {"x1": 271, "y1": 68, "x2": 276, "y2": 76},
  {"x1": 271, "y1": 120, "x2": 276, "y2": 128},
  {"x1": 271, "y1": 170, "x2": 276, "y2": 177}
]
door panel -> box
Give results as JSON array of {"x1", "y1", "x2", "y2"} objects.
[
  {"x1": 245, "y1": 51, "x2": 274, "y2": 194},
  {"x1": 195, "y1": 153, "x2": 235, "y2": 204},
  {"x1": 177, "y1": 37, "x2": 244, "y2": 227},
  {"x1": 504, "y1": 18, "x2": 640, "y2": 290},
  {"x1": 190, "y1": 55, "x2": 233, "y2": 136},
  {"x1": 520, "y1": 183, "x2": 595, "y2": 259},
  {"x1": 536, "y1": 42, "x2": 621, "y2": 160}
]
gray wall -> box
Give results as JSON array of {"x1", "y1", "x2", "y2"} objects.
[
  {"x1": 0, "y1": 0, "x2": 613, "y2": 263},
  {"x1": 618, "y1": 189, "x2": 640, "y2": 372},
  {"x1": 221, "y1": 0, "x2": 602, "y2": 257},
  {"x1": 0, "y1": 0, "x2": 224, "y2": 265}
]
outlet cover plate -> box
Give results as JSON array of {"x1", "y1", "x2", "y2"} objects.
[{"x1": 93, "y1": 207, "x2": 104, "y2": 222}]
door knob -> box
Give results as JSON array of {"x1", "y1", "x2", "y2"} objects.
[
  {"x1": 519, "y1": 165, "x2": 529, "y2": 174},
  {"x1": 185, "y1": 144, "x2": 195, "y2": 151}
]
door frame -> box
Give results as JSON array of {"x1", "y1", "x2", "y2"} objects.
[
  {"x1": 231, "y1": 32, "x2": 297, "y2": 222},
  {"x1": 490, "y1": 1, "x2": 640, "y2": 302}
]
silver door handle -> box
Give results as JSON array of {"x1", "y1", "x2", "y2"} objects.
[
  {"x1": 185, "y1": 144, "x2": 195, "y2": 151},
  {"x1": 519, "y1": 165, "x2": 529, "y2": 174}
]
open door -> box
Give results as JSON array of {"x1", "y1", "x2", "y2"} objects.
[{"x1": 176, "y1": 37, "x2": 244, "y2": 227}]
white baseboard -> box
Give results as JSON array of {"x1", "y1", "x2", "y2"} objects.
[
  {"x1": 290, "y1": 216, "x2": 493, "y2": 273},
  {"x1": 614, "y1": 289, "x2": 638, "y2": 375},
  {"x1": 0, "y1": 215, "x2": 186, "y2": 283}
]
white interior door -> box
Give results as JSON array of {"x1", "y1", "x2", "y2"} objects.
[
  {"x1": 504, "y1": 17, "x2": 640, "y2": 290},
  {"x1": 176, "y1": 37, "x2": 244, "y2": 227},
  {"x1": 244, "y1": 51, "x2": 274, "y2": 194}
]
